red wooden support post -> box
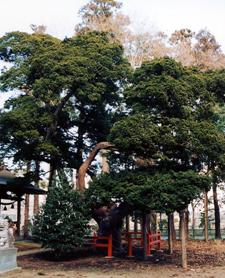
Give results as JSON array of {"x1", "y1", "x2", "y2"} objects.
[
  {"x1": 107, "y1": 234, "x2": 113, "y2": 258},
  {"x1": 147, "y1": 233, "x2": 151, "y2": 256},
  {"x1": 157, "y1": 231, "x2": 161, "y2": 250},
  {"x1": 127, "y1": 233, "x2": 134, "y2": 257},
  {"x1": 150, "y1": 233, "x2": 153, "y2": 255}
]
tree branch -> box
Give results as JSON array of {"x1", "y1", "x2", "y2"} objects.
[{"x1": 77, "y1": 141, "x2": 115, "y2": 191}]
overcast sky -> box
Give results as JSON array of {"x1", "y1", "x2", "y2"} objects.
[{"x1": 0, "y1": 0, "x2": 225, "y2": 49}]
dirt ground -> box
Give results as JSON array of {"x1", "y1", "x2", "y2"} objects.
[
  {"x1": 3, "y1": 266, "x2": 225, "y2": 278},
  {"x1": 3, "y1": 240, "x2": 225, "y2": 278}
]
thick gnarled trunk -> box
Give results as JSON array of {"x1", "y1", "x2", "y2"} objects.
[
  {"x1": 77, "y1": 141, "x2": 115, "y2": 190},
  {"x1": 93, "y1": 203, "x2": 131, "y2": 253}
]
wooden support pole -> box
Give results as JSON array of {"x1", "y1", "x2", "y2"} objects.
[
  {"x1": 168, "y1": 213, "x2": 173, "y2": 254},
  {"x1": 126, "y1": 215, "x2": 130, "y2": 234},
  {"x1": 180, "y1": 210, "x2": 188, "y2": 269},
  {"x1": 107, "y1": 234, "x2": 113, "y2": 258},
  {"x1": 204, "y1": 190, "x2": 209, "y2": 242},
  {"x1": 127, "y1": 233, "x2": 134, "y2": 257},
  {"x1": 142, "y1": 214, "x2": 148, "y2": 260}
]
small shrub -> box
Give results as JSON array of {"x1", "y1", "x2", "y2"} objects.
[{"x1": 32, "y1": 180, "x2": 90, "y2": 254}]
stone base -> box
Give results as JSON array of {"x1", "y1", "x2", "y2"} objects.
[{"x1": 0, "y1": 248, "x2": 18, "y2": 274}]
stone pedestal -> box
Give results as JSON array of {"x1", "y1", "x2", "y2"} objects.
[
  {"x1": 0, "y1": 219, "x2": 19, "y2": 274},
  {"x1": 0, "y1": 247, "x2": 18, "y2": 273}
]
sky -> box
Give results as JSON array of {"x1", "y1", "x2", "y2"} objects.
[
  {"x1": 0, "y1": 0, "x2": 225, "y2": 49},
  {"x1": 1, "y1": 0, "x2": 225, "y2": 107}
]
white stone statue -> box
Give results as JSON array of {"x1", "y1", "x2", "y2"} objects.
[
  {"x1": 0, "y1": 217, "x2": 18, "y2": 273},
  {"x1": 8, "y1": 222, "x2": 15, "y2": 248},
  {"x1": 0, "y1": 219, "x2": 15, "y2": 249},
  {"x1": 0, "y1": 219, "x2": 9, "y2": 248}
]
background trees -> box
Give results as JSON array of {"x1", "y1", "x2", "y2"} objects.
[{"x1": 76, "y1": 0, "x2": 225, "y2": 70}]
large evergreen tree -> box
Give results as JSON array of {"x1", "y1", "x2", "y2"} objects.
[
  {"x1": 0, "y1": 31, "x2": 130, "y2": 183},
  {"x1": 87, "y1": 57, "x2": 225, "y2": 265}
]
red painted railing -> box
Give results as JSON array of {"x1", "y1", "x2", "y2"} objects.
[
  {"x1": 124, "y1": 231, "x2": 161, "y2": 257},
  {"x1": 147, "y1": 231, "x2": 161, "y2": 256},
  {"x1": 86, "y1": 230, "x2": 161, "y2": 258},
  {"x1": 92, "y1": 232, "x2": 113, "y2": 258}
]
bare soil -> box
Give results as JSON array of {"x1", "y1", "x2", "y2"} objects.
[{"x1": 3, "y1": 240, "x2": 225, "y2": 278}]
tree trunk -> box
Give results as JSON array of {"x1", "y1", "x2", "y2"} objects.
[
  {"x1": 45, "y1": 91, "x2": 74, "y2": 141},
  {"x1": 48, "y1": 163, "x2": 56, "y2": 187},
  {"x1": 185, "y1": 208, "x2": 189, "y2": 240},
  {"x1": 204, "y1": 190, "x2": 209, "y2": 242},
  {"x1": 179, "y1": 209, "x2": 189, "y2": 240},
  {"x1": 101, "y1": 150, "x2": 110, "y2": 173},
  {"x1": 126, "y1": 215, "x2": 130, "y2": 234},
  {"x1": 16, "y1": 199, "x2": 21, "y2": 237},
  {"x1": 23, "y1": 194, "x2": 30, "y2": 239},
  {"x1": 171, "y1": 213, "x2": 176, "y2": 240},
  {"x1": 77, "y1": 142, "x2": 115, "y2": 191},
  {"x1": 142, "y1": 214, "x2": 148, "y2": 260},
  {"x1": 213, "y1": 183, "x2": 221, "y2": 239},
  {"x1": 159, "y1": 213, "x2": 162, "y2": 231},
  {"x1": 168, "y1": 213, "x2": 173, "y2": 254},
  {"x1": 24, "y1": 162, "x2": 31, "y2": 239},
  {"x1": 96, "y1": 203, "x2": 131, "y2": 253},
  {"x1": 33, "y1": 161, "x2": 40, "y2": 215},
  {"x1": 146, "y1": 214, "x2": 151, "y2": 233},
  {"x1": 191, "y1": 202, "x2": 196, "y2": 239},
  {"x1": 33, "y1": 195, "x2": 39, "y2": 215},
  {"x1": 150, "y1": 212, "x2": 157, "y2": 233},
  {"x1": 179, "y1": 213, "x2": 181, "y2": 239},
  {"x1": 180, "y1": 210, "x2": 188, "y2": 269}
]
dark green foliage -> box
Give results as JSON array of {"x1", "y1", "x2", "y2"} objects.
[
  {"x1": 206, "y1": 70, "x2": 225, "y2": 103},
  {"x1": 87, "y1": 171, "x2": 210, "y2": 214},
  {"x1": 0, "y1": 95, "x2": 64, "y2": 161},
  {"x1": 125, "y1": 57, "x2": 213, "y2": 119},
  {"x1": 32, "y1": 181, "x2": 90, "y2": 253},
  {"x1": 110, "y1": 114, "x2": 160, "y2": 158},
  {"x1": 110, "y1": 57, "x2": 225, "y2": 172},
  {"x1": 0, "y1": 31, "x2": 131, "y2": 168},
  {"x1": 92, "y1": 57, "x2": 225, "y2": 214}
]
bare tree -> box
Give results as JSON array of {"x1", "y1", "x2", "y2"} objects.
[
  {"x1": 170, "y1": 28, "x2": 225, "y2": 70},
  {"x1": 193, "y1": 29, "x2": 225, "y2": 70},
  {"x1": 30, "y1": 24, "x2": 47, "y2": 35},
  {"x1": 75, "y1": 0, "x2": 169, "y2": 68},
  {"x1": 169, "y1": 28, "x2": 195, "y2": 67},
  {"x1": 76, "y1": 0, "x2": 122, "y2": 34}
]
